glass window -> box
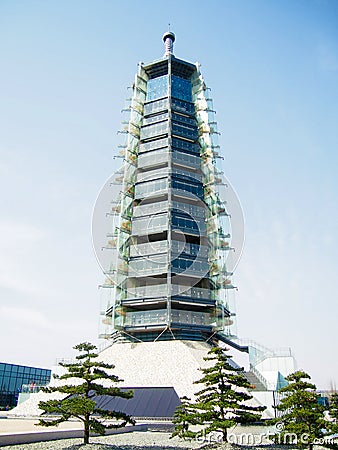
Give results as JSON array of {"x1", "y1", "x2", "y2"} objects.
[
  {"x1": 146, "y1": 75, "x2": 168, "y2": 101},
  {"x1": 171, "y1": 76, "x2": 192, "y2": 102},
  {"x1": 172, "y1": 178, "x2": 204, "y2": 199},
  {"x1": 172, "y1": 149, "x2": 200, "y2": 169},
  {"x1": 171, "y1": 97, "x2": 195, "y2": 115},
  {"x1": 133, "y1": 200, "x2": 168, "y2": 218},
  {"x1": 142, "y1": 112, "x2": 168, "y2": 126},
  {"x1": 138, "y1": 149, "x2": 169, "y2": 169},
  {"x1": 172, "y1": 122, "x2": 198, "y2": 140},
  {"x1": 135, "y1": 177, "x2": 168, "y2": 198},
  {"x1": 132, "y1": 213, "x2": 168, "y2": 235},
  {"x1": 172, "y1": 137, "x2": 199, "y2": 155},
  {"x1": 140, "y1": 121, "x2": 169, "y2": 140},
  {"x1": 172, "y1": 112, "x2": 196, "y2": 127},
  {"x1": 139, "y1": 137, "x2": 168, "y2": 154},
  {"x1": 143, "y1": 98, "x2": 169, "y2": 116}
]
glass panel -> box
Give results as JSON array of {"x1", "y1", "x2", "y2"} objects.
[
  {"x1": 124, "y1": 309, "x2": 167, "y2": 326},
  {"x1": 171, "y1": 97, "x2": 195, "y2": 115},
  {"x1": 129, "y1": 254, "x2": 168, "y2": 276},
  {"x1": 171, "y1": 309, "x2": 212, "y2": 326},
  {"x1": 171, "y1": 284, "x2": 211, "y2": 300},
  {"x1": 130, "y1": 240, "x2": 168, "y2": 257},
  {"x1": 172, "y1": 149, "x2": 200, "y2": 169},
  {"x1": 134, "y1": 178, "x2": 168, "y2": 199},
  {"x1": 140, "y1": 121, "x2": 169, "y2": 140},
  {"x1": 172, "y1": 201, "x2": 205, "y2": 218},
  {"x1": 172, "y1": 112, "x2": 196, "y2": 127},
  {"x1": 172, "y1": 167, "x2": 202, "y2": 182},
  {"x1": 171, "y1": 179, "x2": 204, "y2": 199},
  {"x1": 171, "y1": 240, "x2": 208, "y2": 258},
  {"x1": 171, "y1": 75, "x2": 192, "y2": 102},
  {"x1": 136, "y1": 167, "x2": 169, "y2": 183},
  {"x1": 139, "y1": 137, "x2": 169, "y2": 154},
  {"x1": 172, "y1": 122, "x2": 198, "y2": 140},
  {"x1": 171, "y1": 256, "x2": 209, "y2": 274},
  {"x1": 126, "y1": 284, "x2": 168, "y2": 298},
  {"x1": 132, "y1": 213, "x2": 168, "y2": 235},
  {"x1": 138, "y1": 149, "x2": 169, "y2": 169},
  {"x1": 146, "y1": 75, "x2": 168, "y2": 101},
  {"x1": 142, "y1": 112, "x2": 168, "y2": 126},
  {"x1": 143, "y1": 98, "x2": 169, "y2": 116},
  {"x1": 133, "y1": 200, "x2": 168, "y2": 218},
  {"x1": 172, "y1": 137, "x2": 199, "y2": 154}
]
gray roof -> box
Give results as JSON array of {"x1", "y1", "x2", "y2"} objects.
[{"x1": 94, "y1": 387, "x2": 181, "y2": 418}]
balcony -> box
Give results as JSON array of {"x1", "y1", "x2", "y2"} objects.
[
  {"x1": 171, "y1": 240, "x2": 208, "y2": 258},
  {"x1": 139, "y1": 137, "x2": 168, "y2": 154},
  {"x1": 136, "y1": 167, "x2": 169, "y2": 183},
  {"x1": 171, "y1": 309, "x2": 213, "y2": 328},
  {"x1": 132, "y1": 213, "x2": 168, "y2": 236},
  {"x1": 172, "y1": 200, "x2": 206, "y2": 219},
  {"x1": 172, "y1": 150, "x2": 200, "y2": 170},
  {"x1": 134, "y1": 178, "x2": 168, "y2": 200},
  {"x1": 140, "y1": 121, "x2": 169, "y2": 141},
  {"x1": 143, "y1": 98, "x2": 169, "y2": 116},
  {"x1": 123, "y1": 309, "x2": 213, "y2": 329},
  {"x1": 124, "y1": 309, "x2": 168, "y2": 327},
  {"x1": 137, "y1": 149, "x2": 169, "y2": 169},
  {"x1": 133, "y1": 200, "x2": 168, "y2": 218},
  {"x1": 130, "y1": 240, "x2": 168, "y2": 257},
  {"x1": 129, "y1": 254, "x2": 168, "y2": 277},
  {"x1": 171, "y1": 256, "x2": 209, "y2": 276},
  {"x1": 125, "y1": 284, "x2": 168, "y2": 299}
]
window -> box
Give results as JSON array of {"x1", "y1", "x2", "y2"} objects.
[
  {"x1": 135, "y1": 178, "x2": 168, "y2": 198},
  {"x1": 142, "y1": 112, "x2": 168, "y2": 126},
  {"x1": 132, "y1": 213, "x2": 168, "y2": 235},
  {"x1": 172, "y1": 122, "x2": 198, "y2": 140},
  {"x1": 172, "y1": 112, "x2": 196, "y2": 127},
  {"x1": 146, "y1": 75, "x2": 168, "y2": 101},
  {"x1": 172, "y1": 149, "x2": 200, "y2": 169},
  {"x1": 171, "y1": 76, "x2": 192, "y2": 102},
  {"x1": 172, "y1": 137, "x2": 199, "y2": 155},
  {"x1": 138, "y1": 149, "x2": 168, "y2": 169},
  {"x1": 171, "y1": 97, "x2": 195, "y2": 115},
  {"x1": 172, "y1": 178, "x2": 204, "y2": 199},
  {"x1": 172, "y1": 212, "x2": 206, "y2": 234},
  {"x1": 143, "y1": 98, "x2": 169, "y2": 116},
  {"x1": 140, "y1": 121, "x2": 169, "y2": 140},
  {"x1": 139, "y1": 137, "x2": 168, "y2": 153},
  {"x1": 171, "y1": 256, "x2": 209, "y2": 273}
]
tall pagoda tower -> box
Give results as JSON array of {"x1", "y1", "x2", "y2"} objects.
[{"x1": 98, "y1": 32, "x2": 241, "y2": 349}]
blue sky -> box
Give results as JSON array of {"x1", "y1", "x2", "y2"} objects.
[{"x1": 0, "y1": 0, "x2": 337, "y2": 389}]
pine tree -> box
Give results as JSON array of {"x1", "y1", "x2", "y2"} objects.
[
  {"x1": 171, "y1": 396, "x2": 198, "y2": 440},
  {"x1": 272, "y1": 370, "x2": 325, "y2": 449},
  {"x1": 172, "y1": 346, "x2": 265, "y2": 443},
  {"x1": 37, "y1": 342, "x2": 135, "y2": 444},
  {"x1": 327, "y1": 392, "x2": 338, "y2": 434}
]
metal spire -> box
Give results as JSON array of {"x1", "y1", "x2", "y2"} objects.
[{"x1": 162, "y1": 30, "x2": 175, "y2": 56}]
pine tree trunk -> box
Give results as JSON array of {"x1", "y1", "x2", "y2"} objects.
[
  {"x1": 222, "y1": 428, "x2": 228, "y2": 442},
  {"x1": 84, "y1": 419, "x2": 90, "y2": 444}
]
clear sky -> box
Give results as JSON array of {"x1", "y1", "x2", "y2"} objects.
[{"x1": 0, "y1": 0, "x2": 337, "y2": 389}]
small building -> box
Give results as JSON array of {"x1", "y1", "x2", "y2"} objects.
[{"x1": 0, "y1": 362, "x2": 51, "y2": 409}]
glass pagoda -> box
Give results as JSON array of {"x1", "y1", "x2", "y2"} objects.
[{"x1": 99, "y1": 32, "x2": 237, "y2": 343}]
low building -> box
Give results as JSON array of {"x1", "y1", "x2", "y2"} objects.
[{"x1": 0, "y1": 362, "x2": 51, "y2": 409}]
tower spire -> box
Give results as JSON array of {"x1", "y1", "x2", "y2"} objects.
[{"x1": 162, "y1": 30, "x2": 175, "y2": 56}]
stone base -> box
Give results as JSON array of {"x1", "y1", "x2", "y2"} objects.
[{"x1": 97, "y1": 339, "x2": 213, "y2": 400}]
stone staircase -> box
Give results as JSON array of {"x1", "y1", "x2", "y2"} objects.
[{"x1": 244, "y1": 370, "x2": 267, "y2": 391}]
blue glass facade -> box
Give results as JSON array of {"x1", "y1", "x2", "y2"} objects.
[{"x1": 0, "y1": 362, "x2": 51, "y2": 408}]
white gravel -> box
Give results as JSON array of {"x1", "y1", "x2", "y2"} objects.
[{"x1": 0, "y1": 431, "x2": 203, "y2": 449}]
